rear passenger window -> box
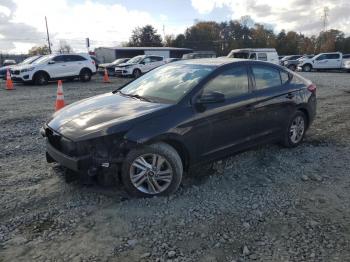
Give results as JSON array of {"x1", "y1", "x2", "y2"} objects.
[
  {"x1": 203, "y1": 66, "x2": 249, "y2": 99},
  {"x1": 326, "y1": 54, "x2": 340, "y2": 59},
  {"x1": 151, "y1": 56, "x2": 163, "y2": 62},
  {"x1": 65, "y1": 55, "x2": 86, "y2": 62},
  {"x1": 257, "y1": 53, "x2": 267, "y2": 61},
  {"x1": 252, "y1": 65, "x2": 281, "y2": 90},
  {"x1": 280, "y1": 71, "x2": 290, "y2": 84}
]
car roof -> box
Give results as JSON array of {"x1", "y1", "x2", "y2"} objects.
[{"x1": 179, "y1": 57, "x2": 249, "y2": 66}]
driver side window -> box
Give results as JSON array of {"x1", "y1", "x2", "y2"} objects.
[
  {"x1": 202, "y1": 66, "x2": 249, "y2": 99},
  {"x1": 52, "y1": 55, "x2": 65, "y2": 63}
]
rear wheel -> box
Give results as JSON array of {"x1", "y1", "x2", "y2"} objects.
[
  {"x1": 79, "y1": 68, "x2": 92, "y2": 82},
  {"x1": 133, "y1": 69, "x2": 141, "y2": 78},
  {"x1": 121, "y1": 142, "x2": 183, "y2": 197},
  {"x1": 34, "y1": 72, "x2": 49, "y2": 85},
  {"x1": 281, "y1": 111, "x2": 307, "y2": 148}
]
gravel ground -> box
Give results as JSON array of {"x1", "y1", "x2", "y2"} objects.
[{"x1": 0, "y1": 72, "x2": 350, "y2": 262}]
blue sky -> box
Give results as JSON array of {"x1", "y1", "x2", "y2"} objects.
[{"x1": 1, "y1": 0, "x2": 349, "y2": 53}]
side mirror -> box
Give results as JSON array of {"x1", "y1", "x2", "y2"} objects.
[
  {"x1": 140, "y1": 61, "x2": 145, "y2": 65},
  {"x1": 48, "y1": 60, "x2": 55, "y2": 65},
  {"x1": 197, "y1": 91, "x2": 225, "y2": 104}
]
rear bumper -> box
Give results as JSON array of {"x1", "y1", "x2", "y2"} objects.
[{"x1": 46, "y1": 140, "x2": 90, "y2": 172}]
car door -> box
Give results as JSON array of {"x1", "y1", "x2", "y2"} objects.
[
  {"x1": 326, "y1": 53, "x2": 342, "y2": 68},
  {"x1": 250, "y1": 64, "x2": 298, "y2": 139},
  {"x1": 139, "y1": 57, "x2": 152, "y2": 73},
  {"x1": 313, "y1": 54, "x2": 328, "y2": 69},
  {"x1": 63, "y1": 55, "x2": 83, "y2": 76},
  {"x1": 193, "y1": 64, "x2": 257, "y2": 160},
  {"x1": 46, "y1": 55, "x2": 67, "y2": 78}
]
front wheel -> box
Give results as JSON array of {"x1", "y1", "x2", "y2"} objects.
[
  {"x1": 281, "y1": 111, "x2": 307, "y2": 148},
  {"x1": 302, "y1": 64, "x2": 312, "y2": 72},
  {"x1": 34, "y1": 72, "x2": 49, "y2": 85},
  {"x1": 121, "y1": 143, "x2": 183, "y2": 197},
  {"x1": 288, "y1": 64, "x2": 296, "y2": 71},
  {"x1": 133, "y1": 69, "x2": 141, "y2": 78}
]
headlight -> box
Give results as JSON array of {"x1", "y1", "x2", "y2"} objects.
[
  {"x1": 284, "y1": 61, "x2": 289, "y2": 65},
  {"x1": 20, "y1": 67, "x2": 35, "y2": 73}
]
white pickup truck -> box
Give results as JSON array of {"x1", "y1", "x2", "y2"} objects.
[{"x1": 298, "y1": 52, "x2": 349, "y2": 72}]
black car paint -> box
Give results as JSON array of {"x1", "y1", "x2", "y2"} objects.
[{"x1": 43, "y1": 60, "x2": 316, "y2": 175}]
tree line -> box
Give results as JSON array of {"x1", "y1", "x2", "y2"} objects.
[{"x1": 127, "y1": 20, "x2": 350, "y2": 56}]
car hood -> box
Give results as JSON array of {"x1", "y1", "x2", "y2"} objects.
[
  {"x1": 116, "y1": 62, "x2": 135, "y2": 68},
  {"x1": 99, "y1": 63, "x2": 114, "y2": 68},
  {"x1": 47, "y1": 92, "x2": 171, "y2": 141}
]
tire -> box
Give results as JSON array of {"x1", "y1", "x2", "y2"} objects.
[
  {"x1": 288, "y1": 64, "x2": 296, "y2": 71},
  {"x1": 121, "y1": 142, "x2": 183, "y2": 197},
  {"x1": 133, "y1": 69, "x2": 141, "y2": 78},
  {"x1": 302, "y1": 64, "x2": 312, "y2": 72},
  {"x1": 34, "y1": 72, "x2": 49, "y2": 85},
  {"x1": 281, "y1": 111, "x2": 307, "y2": 148},
  {"x1": 79, "y1": 68, "x2": 92, "y2": 82}
]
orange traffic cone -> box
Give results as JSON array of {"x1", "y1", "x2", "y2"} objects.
[
  {"x1": 55, "y1": 80, "x2": 65, "y2": 111},
  {"x1": 103, "y1": 68, "x2": 111, "y2": 83},
  {"x1": 5, "y1": 68, "x2": 14, "y2": 90}
]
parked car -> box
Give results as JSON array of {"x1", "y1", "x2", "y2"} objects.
[
  {"x1": 11, "y1": 53, "x2": 96, "y2": 85},
  {"x1": 98, "y1": 58, "x2": 130, "y2": 76},
  {"x1": 115, "y1": 55, "x2": 165, "y2": 78},
  {"x1": 278, "y1": 55, "x2": 286, "y2": 60},
  {"x1": 182, "y1": 52, "x2": 216, "y2": 59},
  {"x1": 342, "y1": 54, "x2": 350, "y2": 72},
  {"x1": 280, "y1": 55, "x2": 303, "y2": 71},
  {"x1": 227, "y1": 48, "x2": 279, "y2": 65},
  {"x1": 42, "y1": 58, "x2": 316, "y2": 197},
  {"x1": 2, "y1": 59, "x2": 16, "y2": 66},
  {"x1": 0, "y1": 55, "x2": 42, "y2": 79},
  {"x1": 298, "y1": 52, "x2": 345, "y2": 72}
]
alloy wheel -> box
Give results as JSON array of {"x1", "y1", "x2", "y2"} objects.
[
  {"x1": 129, "y1": 153, "x2": 173, "y2": 194},
  {"x1": 289, "y1": 116, "x2": 305, "y2": 144}
]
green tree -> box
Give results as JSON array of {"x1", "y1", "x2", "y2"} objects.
[
  {"x1": 184, "y1": 21, "x2": 222, "y2": 55},
  {"x1": 128, "y1": 25, "x2": 162, "y2": 47},
  {"x1": 28, "y1": 45, "x2": 50, "y2": 55}
]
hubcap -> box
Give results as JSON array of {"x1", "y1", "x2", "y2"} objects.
[
  {"x1": 130, "y1": 153, "x2": 173, "y2": 194},
  {"x1": 290, "y1": 116, "x2": 305, "y2": 144}
]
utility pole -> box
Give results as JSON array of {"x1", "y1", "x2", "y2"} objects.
[
  {"x1": 45, "y1": 16, "x2": 52, "y2": 54},
  {"x1": 321, "y1": 7, "x2": 329, "y2": 32}
]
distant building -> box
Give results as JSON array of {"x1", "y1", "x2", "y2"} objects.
[{"x1": 94, "y1": 47, "x2": 193, "y2": 63}]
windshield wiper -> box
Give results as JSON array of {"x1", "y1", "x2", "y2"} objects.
[{"x1": 117, "y1": 91, "x2": 153, "y2": 102}]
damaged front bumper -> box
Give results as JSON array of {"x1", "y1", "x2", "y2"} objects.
[
  {"x1": 41, "y1": 125, "x2": 135, "y2": 177},
  {"x1": 46, "y1": 141, "x2": 90, "y2": 172}
]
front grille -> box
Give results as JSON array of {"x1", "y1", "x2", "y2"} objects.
[
  {"x1": 46, "y1": 128, "x2": 62, "y2": 151},
  {"x1": 11, "y1": 70, "x2": 20, "y2": 75},
  {"x1": 46, "y1": 128, "x2": 76, "y2": 156}
]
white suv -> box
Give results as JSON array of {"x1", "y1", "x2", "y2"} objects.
[
  {"x1": 11, "y1": 53, "x2": 96, "y2": 85},
  {"x1": 115, "y1": 55, "x2": 165, "y2": 78}
]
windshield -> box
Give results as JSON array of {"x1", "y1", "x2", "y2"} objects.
[
  {"x1": 112, "y1": 58, "x2": 125, "y2": 65},
  {"x1": 126, "y1": 56, "x2": 144, "y2": 64},
  {"x1": 32, "y1": 55, "x2": 54, "y2": 65},
  {"x1": 119, "y1": 63, "x2": 215, "y2": 103},
  {"x1": 20, "y1": 56, "x2": 40, "y2": 65},
  {"x1": 227, "y1": 51, "x2": 249, "y2": 59}
]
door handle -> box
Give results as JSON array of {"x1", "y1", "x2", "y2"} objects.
[{"x1": 286, "y1": 93, "x2": 295, "y2": 99}]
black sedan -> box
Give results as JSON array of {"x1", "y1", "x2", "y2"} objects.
[
  {"x1": 42, "y1": 58, "x2": 317, "y2": 197},
  {"x1": 98, "y1": 58, "x2": 130, "y2": 76}
]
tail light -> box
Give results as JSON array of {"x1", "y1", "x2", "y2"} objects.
[
  {"x1": 91, "y1": 60, "x2": 95, "y2": 65},
  {"x1": 307, "y1": 83, "x2": 316, "y2": 93}
]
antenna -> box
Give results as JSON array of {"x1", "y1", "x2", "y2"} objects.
[
  {"x1": 321, "y1": 7, "x2": 329, "y2": 32},
  {"x1": 45, "y1": 16, "x2": 52, "y2": 54}
]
